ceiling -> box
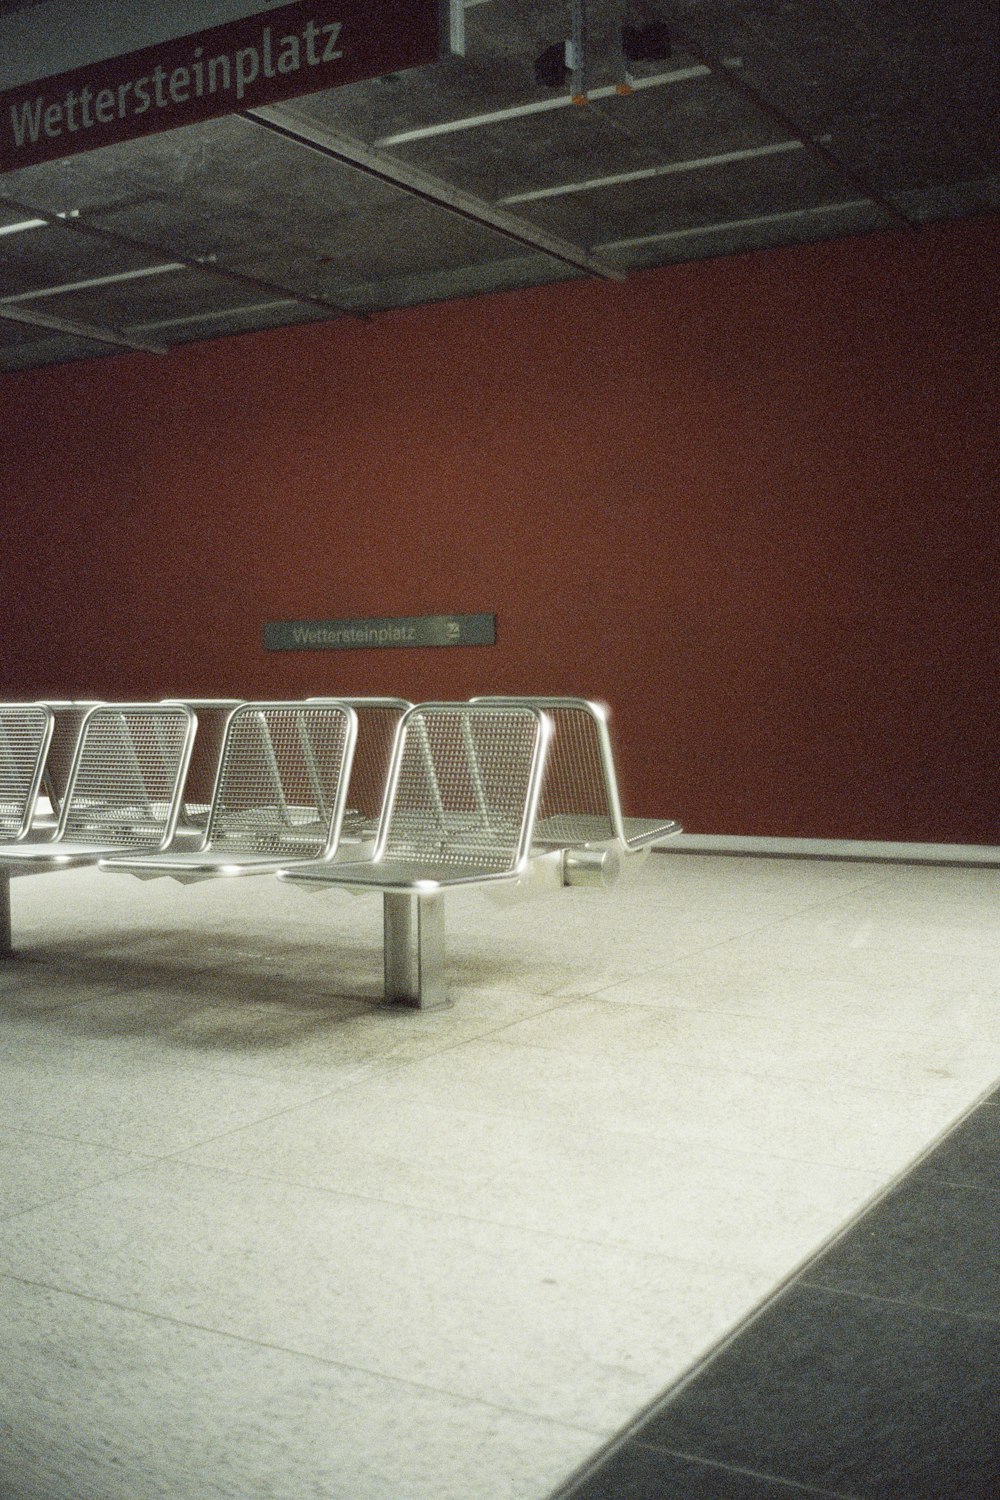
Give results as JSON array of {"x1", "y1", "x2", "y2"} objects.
[{"x1": 0, "y1": 0, "x2": 996, "y2": 374}]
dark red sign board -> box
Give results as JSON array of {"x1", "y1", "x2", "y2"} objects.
[{"x1": 0, "y1": 1, "x2": 443, "y2": 171}]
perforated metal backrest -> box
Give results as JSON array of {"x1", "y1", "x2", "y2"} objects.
[
  {"x1": 0, "y1": 704, "x2": 53, "y2": 839},
  {"x1": 38, "y1": 702, "x2": 101, "y2": 816},
  {"x1": 308, "y1": 698, "x2": 411, "y2": 831},
  {"x1": 204, "y1": 702, "x2": 357, "y2": 858},
  {"x1": 472, "y1": 697, "x2": 623, "y2": 843},
  {"x1": 377, "y1": 703, "x2": 549, "y2": 873},
  {"x1": 162, "y1": 699, "x2": 243, "y2": 826},
  {"x1": 57, "y1": 704, "x2": 196, "y2": 849}
]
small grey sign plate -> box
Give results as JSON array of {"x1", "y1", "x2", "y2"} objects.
[{"x1": 265, "y1": 613, "x2": 496, "y2": 652}]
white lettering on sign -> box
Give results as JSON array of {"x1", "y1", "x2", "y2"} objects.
[
  {"x1": 0, "y1": 2, "x2": 440, "y2": 171},
  {"x1": 8, "y1": 19, "x2": 343, "y2": 150}
]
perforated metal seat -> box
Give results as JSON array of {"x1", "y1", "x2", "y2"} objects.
[
  {"x1": 472, "y1": 696, "x2": 681, "y2": 869},
  {"x1": 285, "y1": 701, "x2": 550, "y2": 893},
  {"x1": 100, "y1": 701, "x2": 357, "y2": 882},
  {"x1": 279, "y1": 702, "x2": 551, "y2": 1007}
]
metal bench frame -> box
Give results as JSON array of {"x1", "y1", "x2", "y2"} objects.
[
  {"x1": 0, "y1": 702, "x2": 197, "y2": 956},
  {"x1": 471, "y1": 696, "x2": 681, "y2": 891},
  {"x1": 99, "y1": 700, "x2": 359, "y2": 883},
  {"x1": 280, "y1": 701, "x2": 552, "y2": 1008}
]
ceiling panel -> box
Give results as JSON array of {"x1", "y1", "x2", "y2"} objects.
[{"x1": 0, "y1": 0, "x2": 995, "y2": 374}]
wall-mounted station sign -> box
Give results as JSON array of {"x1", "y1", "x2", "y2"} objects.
[
  {"x1": 265, "y1": 614, "x2": 496, "y2": 652},
  {"x1": 0, "y1": 1, "x2": 443, "y2": 171}
]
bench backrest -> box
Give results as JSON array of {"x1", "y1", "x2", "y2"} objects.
[
  {"x1": 203, "y1": 701, "x2": 357, "y2": 859},
  {"x1": 309, "y1": 698, "x2": 411, "y2": 835},
  {"x1": 36, "y1": 701, "x2": 101, "y2": 817},
  {"x1": 376, "y1": 702, "x2": 550, "y2": 874},
  {"x1": 57, "y1": 704, "x2": 197, "y2": 850},
  {"x1": 472, "y1": 697, "x2": 625, "y2": 844},
  {"x1": 0, "y1": 704, "x2": 54, "y2": 840}
]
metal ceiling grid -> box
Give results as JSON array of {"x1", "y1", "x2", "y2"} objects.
[{"x1": 0, "y1": 0, "x2": 996, "y2": 373}]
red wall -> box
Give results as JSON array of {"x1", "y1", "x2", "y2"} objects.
[{"x1": 2, "y1": 216, "x2": 997, "y2": 841}]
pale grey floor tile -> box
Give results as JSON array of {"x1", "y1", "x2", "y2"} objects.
[
  {"x1": 649, "y1": 854, "x2": 887, "y2": 903},
  {"x1": 179, "y1": 1089, "x2": 884, "y2": 1277},
  {"x1": 0, "y1": 1129, "x2": 152, "y2": 1220},
  {"x1": 366, "y1": 1039, "x2": 977, "y2": 1173},
  {"x1": 855, "y1": 862, "x2": 1000, "y2": 908},
  {"x1": 0, "y1": 1161, "x2": 771, "y2": 1431},
  {"x1": 641, "y1": 926, "x2": 1000, "y2": 994},
  {"x1": 0, "y1": 1277, "x2": 599, "y2": 1500},
  {"x1": 756, "y1": 900, "x2": 1000, "y2": 962},
  {"x1": 595, "y1": 964, "x2": 1000, "y2": 1041},
  {"x1": 4, "y1": 858, "x2": 997, "y2": 1500},
  {"x1": 493, "y1": 997, "x2": 1000, "y2": 1095},
  {"x1": 0, "y1": 973, "x2": 569, "y2": 1086},
  {"x1": 0, "y1": 1032, "x2": 351, "y2": 1153}
]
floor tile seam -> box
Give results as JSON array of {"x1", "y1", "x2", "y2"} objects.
[
  {"x1": 628, "y1": 1441, "x2": 863, "y2": 1499},
  {"x1": 473, "y1": 1034, "x2": 995, "y2": 1103},
  {"x1": 795, "y1": 1278, "x2": 1000, "y2": 1325},
  {"x1": 164, "y1": 1079, "x2": 919, "y2": 1183},
  {"x1": 546, "y1": 1413, "x2": 865, "y2": 1499},
  {"x1": 0, "y1": 1032, "x2": 399, "y2": 1092},
  {"x1": 279, "y1": 1078, "x2": 985, "y2": 1180},
  {"x1": 131, "y1": 1058, "x2": 433, "y2": 1155},
  {"x1": 545, "y1": 1082, "x2": 1000, "y2": 1472},
  {"x1": 0, "y1": 1122, "x2": 164, "y2": 1157},
  {"x1": 0, "y1": 1157, "x2": 173, "y2": 1227},
  {"x1": 906, "y1": 1175, "x2": 1000, "y2": 1199},
  {"x1": 542, "y1": 990, "x2": 1000, "y2": 1049},
  {"x1": 94, "y1": 1150, "x2": 797, "y2": 1274},
  {"x1": 0, "y1": 1266, "x2": 609, "y2": 1438}
]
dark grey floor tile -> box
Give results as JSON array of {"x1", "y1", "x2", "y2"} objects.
[
  {"x1": 910, "y1": 1104, "x2": 1000, "y2": 1191},
  {"x1": 558, "y1": 1441, "x2": 850, "y2": 1498},
  {"x1": 637, "y1": 1284, "x2": 1000, "y2": 1499},
  {"x1": 804, "y1": 1176, "x2": 1000, "y2": 1320}
]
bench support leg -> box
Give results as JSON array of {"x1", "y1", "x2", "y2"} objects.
[
  {"x1": 383, "y1": 892, "x2": 449, "y2": 1009},
  {"x1": 0, "y1": 874, "x2": 11, "y2": 958}
]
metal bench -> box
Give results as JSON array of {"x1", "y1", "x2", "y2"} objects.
[
  {"x1": 279, "y1": 701, "x2": 552, "y2": 1008},
  {"x1": 472, "y1": 696, "x2": 682, "y2": 891},
  {"x1": 0, "y1": 702, "x2": 197, "y2": 956},
  {"x1": 99, "y1": 700, "x2": 358, "y2": 883}
]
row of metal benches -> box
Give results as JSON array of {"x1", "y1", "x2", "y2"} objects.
[{"x1": 0, "y1": 697, "x2": 681, "y2": 1008}]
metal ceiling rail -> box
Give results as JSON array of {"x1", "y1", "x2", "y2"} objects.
[
  {"x1": 242, "y1": 105, "x2": 627, "y2": 283},
  {"x1": 501, "y1": 138, "x2": 807, "y2": 205},
  {"x1": 0, "y1": 261, "x2": 185, "y2": 305},
  {"x1": 0, "y1": 301, "x2": 167, "y2": 354},
  {"x1": 0, "y1": 191, "x2": 366, "y2": 322},
  {"x1": 672, "y1": 34, "x2": 917, "y2": 229},
  {"x1": 375, "y1": 64, "x2": 712, "y2": 146}
]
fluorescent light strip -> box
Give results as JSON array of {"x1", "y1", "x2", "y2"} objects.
[
  {"x1": 597, "y1": 198, "x2": 871, "y2": 253},
  {"x1": 0, "y1": 261, "x2": 185, "y2": 306},
  {"x1": 376, "y1": 66, "x2": 711, "y2": 146},
  {"x1": 129, "y1": 297, "x2": 299, "y2": 333},
  {"x1": 501, "y1": 138, "x2": 806, "y2": 205},
  {"x1": 0, "y1": 217, "x2": 47, "y2": 237}
]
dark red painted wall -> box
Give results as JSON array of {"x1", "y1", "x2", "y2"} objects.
[{"x1": 2, "y1": 216, "x2": 997, "y2": 840}]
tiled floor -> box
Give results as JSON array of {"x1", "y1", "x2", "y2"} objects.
[{"x1": 0, "y1": 852, "x2": 997, "y2": 1499}]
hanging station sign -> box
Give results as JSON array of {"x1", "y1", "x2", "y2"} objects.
[
  {"x1": 0, "y1": 1, "x2": 443, "y2": 171},
  {"x1": 265, "y1": 614, "x2": 497, "y2": 651}
]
